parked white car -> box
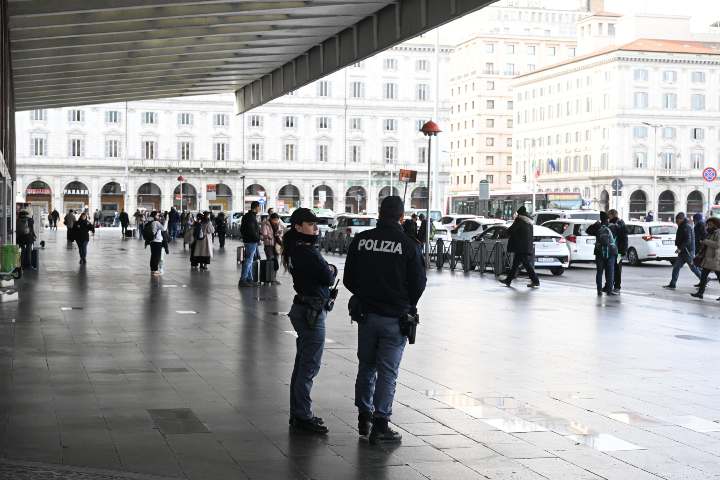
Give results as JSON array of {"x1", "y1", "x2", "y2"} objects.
[
  {"x1": 542, "y1": 219, "x2": 597, "y2": 264},
  {"x1": 534, "y1": 209, "x2": 600, "y2": 225},
  {"x1": 435, "y1": 214, "x2": 478, "y2": 232},
  {"x1": 474, "y1": 223, "x2": 570, "y2": 275},
  {"x1": 323, "y1": 214, "x2": 377, "y2": 253},
  {"x1": 452, "y1": 217, "x2": 506, "y2": 241},
  {"x1": 624, "y1": 221, "x2": 678, "y2": 265}
]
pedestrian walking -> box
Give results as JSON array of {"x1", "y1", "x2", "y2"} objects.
[
  {"x1": 119, "y1": 209, "x2": 130, "y2": 238},
  {"x1": 282, "y1": 208, "x2": 338, "y2": 434},
  {"x1": 133, "y1": 209, "x2": 143, "y2": 239},
  {"x1": 214, "y1": 212, "x2": 228, "y2": 249},
  {"x1": 168, "y1": 207, "x2": 180, "y2": 240},
  {"x1": 73, "y1": 212, "x2": 95, "y2": 264},
  {"x1": 645, "y1": 211, "x2": 654, "y2": 222},
  {"x1": 50, "y1": 209, "x2": 59, "y2": 230},
  {"x1": 238, "y1": 201, "x2": 261, "y2": 287},
  {"x1": 501, "y1": 206, "x2": 540, "y2": 288},
  {"x1": 182, "y1": 213, "x2": 195, "y2": 250},
  {"x1": 693, "y1": 213, "x2": 706, "y2": 254},
  {"x1": 344, "y1": 196, "x2": 427, "y2": 445},
  {"x1": 663, "y1": 212, "x2": 702, "y2": 289},
  {"x1": 191, "y1": 213, "x2": 214, "y2": 270},
  {"x1": 691, "y1": 217, "x2": 720, "y2": 299},
  {"x1": 144, "y1": 211, "x2": 165, "y2": 276},
  {"x1": 587, "y1": 211, "x2": 618, "y2": 296},
  {"x1": 260, "y1": 212, "x2": 283, "y2": 285},
  {"x1": 607, "y1": 209, "x2": 628, "y2": 293},
  {"x1": 16, "y1": 210, "x2": 36, "y2": 268},
  {"x1": 402, "y1": 213, "x2": 419, "y2": 243},
  {"x1": 417, "y1": 213, "x2": 428, "y2": 246},
  {"x1": 64, "y1": 210, "x2": 76, "y2": 248}
]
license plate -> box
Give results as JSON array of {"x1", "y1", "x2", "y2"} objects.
[
  {"x1": 586, "y1": 238, "x2": 596, "y2": 244},
  {"x1": 536, "y1": 257, "x2": 554, "y2": 263},
  {"x1": 663, "y1": 240, "x2": 673, "y2": 245}
]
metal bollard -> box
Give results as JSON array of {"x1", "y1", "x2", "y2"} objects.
[
  {"x1": 462, "y1": 240, "x2": 471, "y2": 272},
  {"x1": 436, "y1": 239, "x2": 444, "y2": 270},
  {"x1": 449, "y1": 240, "x2": 457, "y2": 270},
  {"x1": 493, "y1": 242, "x2": 506, "y2": 276}
]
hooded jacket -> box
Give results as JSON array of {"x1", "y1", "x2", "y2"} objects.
[
  {"x1": 693, "y1": 213, "x2": 706, "y2": 253},
  {"x1": 506, "y1": 214, "x2": 534, "y2": 254},
  {"x1": 675, "y1": 218, "x2": 695, "y2": 254}
]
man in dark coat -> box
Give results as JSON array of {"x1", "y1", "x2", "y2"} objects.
[
  {"x1": 119, "y1": 209, "x2": 130, "y2": 238},
  {"x1": 693, "y1": 213, "x2": 706, "y2": 254},
  {"x1": 664, "y1": 212, "x2": 701, "y2": 289},
  {"x1": 238, "y1": 201, "x2": 261, "y2": 287},
  {"x1": 607, "y1": 209, "x2": 628, "y2": 293},
  {"x1": 501, "y1": 206, "x2": 539, "y2": 288}
]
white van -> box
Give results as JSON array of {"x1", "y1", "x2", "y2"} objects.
[{"x1": 534, "y1": 209, "x2": 600, "y2": 225}]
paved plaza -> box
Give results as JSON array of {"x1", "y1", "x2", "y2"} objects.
[{"x1": 1, "y1": 229, "x2": 720, "y2": 480}]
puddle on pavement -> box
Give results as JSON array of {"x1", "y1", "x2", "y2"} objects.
[
  {"x1": 567, "y1": 433, "x2": 644, "y2": 451},
  {"x1": 483, "y1": 417, "x2": 548, "y2": 433},
  {"x1": 608, "y1": 412, "x2": 664, "y2": 426},
  {"x1": 665, "y1": 415, "x2": 720, "y2": 432}
]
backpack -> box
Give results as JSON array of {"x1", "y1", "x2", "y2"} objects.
[
  {"x1": 142, "y1": 222, "x2": 155, "y2": 243},
  {"x1": 18, "y1": 217, "x2": 31, "y2": 236},
  {"x1": 597, "y1": 225, "x2": 617, "y2": 258},
  {"x1": 194, "y1": 223, "x2": 204, "y2": 241}
]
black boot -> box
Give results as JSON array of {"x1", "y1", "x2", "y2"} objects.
[
  {"x1": 369, "y1": 418, "x2": 402, "y2": 445},
  {"x1": 358, "y1": 411, "x2": 373, "y2": 436},
  {"x1": 291, "y1": 416, "x2": 328, "y2": 435}
]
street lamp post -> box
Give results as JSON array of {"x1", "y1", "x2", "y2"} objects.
[
  {"x1": 421, "y1": 120, "x2": 441, "y2": 269},
  {"x1": 642, "y1": 122, "x2": 662, "y2": 216}
]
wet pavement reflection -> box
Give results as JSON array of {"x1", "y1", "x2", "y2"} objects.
[{"x1": 1, "y1": 230, "x2": 720, "y2": 480}]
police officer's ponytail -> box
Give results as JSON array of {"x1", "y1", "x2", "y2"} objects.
[{"x1": 281, "y1": 228, "x2": 300, "y2": 270}]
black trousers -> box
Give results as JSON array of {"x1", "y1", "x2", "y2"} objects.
[
  {"x1": 218, "y1": 233, "x2": 226, "y2": 248},
  {"x1": 150, "y1": 242, "x2": 163, "y2": 272},
  {"x1": 507, "y1": 253, "x2": 539, "y2": 284},
  {"x1": 697, "y1": 268, "x2": 720, "y2": 294}
]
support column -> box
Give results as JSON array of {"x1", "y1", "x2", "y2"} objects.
[{"x1": 0, "y1": 176, "x2": 7, "y2": 244}]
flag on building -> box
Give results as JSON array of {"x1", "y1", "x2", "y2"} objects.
[{"x1": 548, "y1": 158, "x2": 556, "y2": 172}]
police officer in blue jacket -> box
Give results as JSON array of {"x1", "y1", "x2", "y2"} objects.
[
  {"x1": 344, "y1": 196, "x2": 427, "y2": 444},
  {"x1": 283, "y1": 208, "x2": 338, "y2": 434}
]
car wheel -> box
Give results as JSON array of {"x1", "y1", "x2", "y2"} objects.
[
  {"x1": 627, "y1": 248, "x2": 641, "y2": 266},
  {"x1": 550, "y1": 267, "x2": 564, "y2": 276}
]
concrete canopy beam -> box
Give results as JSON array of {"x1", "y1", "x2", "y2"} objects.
[
  {"x1": 235, "y1": 0, "x2": 493, "y2": 113},
  {"x1": 8, "y1": 0, "x2": 494, "y2": 111}
]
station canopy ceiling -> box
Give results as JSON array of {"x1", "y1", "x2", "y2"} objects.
[{"x1": 8, "y1": 0, "x2": 493, "y2": 112}]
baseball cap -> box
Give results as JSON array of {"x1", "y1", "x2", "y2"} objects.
[{"x1": 289, "y1": 208, "x2": 319, "y2": 225}]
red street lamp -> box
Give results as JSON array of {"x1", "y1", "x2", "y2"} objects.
[
  {"x1": 177, "y1": 176, "x2": 185, "y2": 211},
  {"x1": 421, "y1": 120, "x2": 441, "y2": 268}
]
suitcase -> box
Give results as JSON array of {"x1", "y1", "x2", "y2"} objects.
[
  {"x1": 237, "y1": 245, "x2": 245, "y2": 264},
  {"x1": 259, "y1": 259, "x2": 273, "y2": 284},
  {"x1": 125, "y1": 228, "x2": 135, "y2": 238},
  {"x1": 30, "y1": 249, "x2": 39, "y2": 270},
  {"x1": 21, "y1": 246, "x2": 32, "y2": 268}
]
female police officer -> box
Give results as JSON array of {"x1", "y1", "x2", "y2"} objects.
[{"x1": 283, "y1": 208, "x2": 337, "y2": 434}]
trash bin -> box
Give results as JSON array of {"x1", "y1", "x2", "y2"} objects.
[{"x1": 1, "y1": 244, "x2": 20, "y2": 273}]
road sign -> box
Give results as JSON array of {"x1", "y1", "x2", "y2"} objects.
[
  {"x1": 398, "y1": 169, "x2": 417, "y2": 183},
  {"x1": 703, "y1": 167, "x2": 717, "y2": 183},
  {"x1": 478, "y1": 180, "x2": 490, "y2": 200},
  {"x1": 258, "y1": 197, "x2": 266, "y2": 206},
  {"x1": 611, "y1": 178, "x2": 623, "y2": 191}
]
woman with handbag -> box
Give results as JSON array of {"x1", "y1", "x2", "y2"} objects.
[
  {"x1": 691, "y1": 216, "x2": 720, "y2": 299},
  {"x1": 260, "y1": 212, "x2": 284, "y2": 285}
]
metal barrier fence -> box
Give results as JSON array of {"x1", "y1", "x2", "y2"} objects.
[{"x1": 433, "y1": 239, "x2": 509, "y2": 276}]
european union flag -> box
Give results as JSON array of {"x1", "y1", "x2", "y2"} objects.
[{"x1": 548, "y1": 158, "x2": 556, "y2": 171}]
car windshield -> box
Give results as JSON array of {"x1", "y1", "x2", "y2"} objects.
[
  {"x1": 440, "y1": 216, "x2": 454, "y2": 225},
  {"x1": 233, "y1": 213, "x2": 242, "y2": 219},
  {"x1": 348, "y1": 218, "x2": 376, "y2": 227},
  {"x1": 535, "y1": 213, "x2": 559, "y2": 224},
  {"x1": 650, "y1": 225, "x2": 677, "y2": 235},
  {"x1": 316, "y1": 217, "x2": 332, "y2": 226}
]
